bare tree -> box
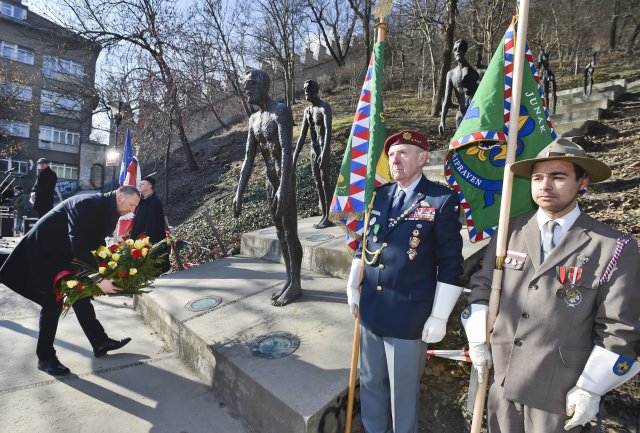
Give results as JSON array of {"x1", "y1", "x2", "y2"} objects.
[
  {"x1": 0, "y1": 66, "x2": 33, "y2": 157},
  {"x1": 246, "y1": 0, "x2": 306, "y2": 108},
  {"x1": 56, "y1": 0, "x2": 199, "y2": 171},
  {"x1": 610, "y1": 0, "x2": 621, "y2": 51},
  {"x1": 306, "y1": 0, "x2": 359, "y2": 67},
  {"x1": 199, "y1": 0, "x2": 253, "y2": 117},
  {"x1": 347, "y1": 0, "x2": 373, "y2": 67},
  {"x1": 431, "y1": 0, "x2": 457, "y2": 117}
]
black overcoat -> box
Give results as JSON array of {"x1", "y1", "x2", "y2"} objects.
[
  {"x1": 0, "y1": 191, "x2": 120, "y2": 300},
  {"x1": 130, "y1": 192, "x2": 166, "y2": 244},
  {"x1": 32, "y1": 167, "x2": 58, "y2": 215}
]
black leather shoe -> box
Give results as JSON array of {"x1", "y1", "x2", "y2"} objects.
[
  {"x1": 37, "y1": 357, "x2": 70, "y2": 376},
  {"x1": 93, "y1": 337, "x2": 132, "y2": 357}
]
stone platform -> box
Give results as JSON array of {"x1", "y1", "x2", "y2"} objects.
[{"x1": 135, "y1": 217, "x2": 489, "y2": 433}]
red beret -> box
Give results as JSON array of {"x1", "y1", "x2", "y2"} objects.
[{"x1": 384, "y1": 130, "x2": 429, "y2": 155}]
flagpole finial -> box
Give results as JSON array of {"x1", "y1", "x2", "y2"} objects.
[{"x1": 374, "y1": 0, "x2": 392, "y2": 21}]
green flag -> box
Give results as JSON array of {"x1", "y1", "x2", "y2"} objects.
[{"x1": 445, "y1": 17, "x2": 557, "y2": 242}]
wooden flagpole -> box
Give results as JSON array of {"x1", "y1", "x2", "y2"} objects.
[
  {"x1": 344, "y1": 16, "x2": 390, "y2": 433},
  {"x1": 469, "y1": 1, "x2": 531, "y2": 432}
]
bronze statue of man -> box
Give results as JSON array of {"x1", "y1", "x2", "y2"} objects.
[
  {"x1": 439, "y1": 39, "x2": 480, "y2": 136},
  {"x1": 538, "y1": 49, "x2": 557, "y2": 114},
  {"x1": 583, "y1": 51, "x2": 597, "y2": 97},
  {"x1": 233, "y1": 69, "x2": 303, "y2": 306},
  {"x1": 293, "y1": 80, "x2": 335, "y2": 229}
]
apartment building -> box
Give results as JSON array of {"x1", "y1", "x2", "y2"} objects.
[{"x1": 0, "y1": 0, "x2": 104, "y2": 196}]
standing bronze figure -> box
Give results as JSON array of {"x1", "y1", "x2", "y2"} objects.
[
  {"x1": 439, "y1": 39, "x2": 480, "y2": 136},
  {"x1": 233, "y1": 69, "x2": 303, "y2": 306},
  {"x1": 538, "y1": 49, "x2": 557, "y2": 114},
  {"x1": 583, "y1": 51, "x2": 597, "y2": 97},
  {"x1": 293, "y1": 80, "x2": 335, "y2": 229}
]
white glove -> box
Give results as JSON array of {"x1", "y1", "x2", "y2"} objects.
[
  {"x1": 564, "y1": 386, "x2": 600, "y2": 430},
  {"x1": 422, "y1": 316, "x2": 447, "y2": 343},
  {"x1": 468, "y1": 341, "x2": 492, "y2": 384},
  {"x1": 346, "y1": 258, "x2": 362, "y2": 319}
]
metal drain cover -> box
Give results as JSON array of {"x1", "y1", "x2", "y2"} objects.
[
  {"x1": 251, "y1": 332, "x2": 300, "y2": 359},
  {"x1": 185, "y1": 296, "x2": 222, "y2": 312},
  {"x1": 305, "y1": 234, "x2": 335, "y2": 242}
]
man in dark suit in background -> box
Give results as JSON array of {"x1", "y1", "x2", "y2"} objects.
[
  {"x1": 131, "y1": 176, "x2": 170, "y2": 272},
  {"x1": 346, "y1": 130, "x2": 464, "y2": 433},
  {"x1": 31, "y1": 158, "x2": 58, "y2": 217},
  {"x1": 0, "y1": 186, "x2": 141, "y2": 376}
]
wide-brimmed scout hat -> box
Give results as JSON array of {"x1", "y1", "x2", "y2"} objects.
[{"x1": 511, "y1": 138, "x2": 611, "y2": 183}]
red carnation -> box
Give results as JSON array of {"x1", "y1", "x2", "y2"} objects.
[
  {"x1": 75, "y1": 282, "x2": 83, "y2": 293},
  {"x1": 138, "y1": 234, "x2": 147, "y2": 239},
  {"x1": 55, "y1": 289, "x2": 63, "y2": 302},
  {"x1": 108, "y1": 244, "x2": 119, "y2": 252},
  {"x1": 117, "y1": 269, "x2": 128, "y2": 278},
  {"x1": 131, "y1": 249, "x2": 142, "y2": 259},
  {"x1": 99, "y1": 261, "x2": 107, "y2": 267}
]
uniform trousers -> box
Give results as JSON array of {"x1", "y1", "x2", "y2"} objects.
[
  {"x1": 488, "y1": 380, "x2": 584, "y2": 433},
  {"x1": 22, "y1": 288, "x2": 108, "y2": 360},
  {"x1": 359, "y1": 324, "x2": 426, "y2": 433}
]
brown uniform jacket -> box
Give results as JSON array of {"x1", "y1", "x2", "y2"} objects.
[{"x1": 468, "y1": 211, "x2": 640, "y2": 414}]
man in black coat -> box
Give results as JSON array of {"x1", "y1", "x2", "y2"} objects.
[
  {"x1": 130, "y1": 176, "x2": 170, "y2": 272},
  {"x1": 31, "y1": 158, "x2": 58, "y2": 217},
  {"x1": 0, "y1": 186, "x2": 141, "y2": 376}
]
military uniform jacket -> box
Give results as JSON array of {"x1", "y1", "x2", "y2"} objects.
[
  {"x1": 0, "y1": 192, "x2": 120, "y2": 299},
  {"x1": 357, "y1": 175, "x2": 463, "y2": 340},
  {"x1": 468, "y1": 211, "x2": 640, "y2": 414}
]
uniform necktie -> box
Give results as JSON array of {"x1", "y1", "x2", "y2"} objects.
[
  {"x1": 542, "y1": 220, "x2": 559, "y2": 261},
  {"x1": 390, "y1": 189, "x2": 406, "y2": 219}
]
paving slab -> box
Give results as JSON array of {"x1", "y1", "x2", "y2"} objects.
[
  {"x1": 0, "y1": 283, "x2": 248, "y2": 433},
  {"x1": 135, "y1": 256, "x2": 361, "y2": 433}
]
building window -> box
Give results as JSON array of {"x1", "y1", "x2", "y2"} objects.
[
  {"x1": 43, "y1": 56, "x2": 85, "y2": 80},
  {"x1": 40, "y1": 89, "x2": 81, "y2": 116},
  {"x1": 39, "y1": 125, "x2": 80, "y2": 147},
  {"x1": 0, "y1": 158, "x2": 28, "y2": 174},
  {"x1": 0, "y1": 2, "x2": 27, "y2": 20},
  {"x1": 0, "y1": 81, "x2": 32, "y2": 101},
  {"x1": 49, "y1": 162, "x2": 78, "y2": 180},
  {"x1": 0, "y1": 40, "x2": 34, "y2": 65},
  {"x1": 0, "y1": 119, "x2": 30, "y2": 137}
]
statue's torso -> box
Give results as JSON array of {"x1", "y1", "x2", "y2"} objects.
[
  {"x1": 451, "y1": 65, "x2": 479, "y2": 112},
  {"x1": 306, "y1": 105, "x2": 328, "y2": 151}
]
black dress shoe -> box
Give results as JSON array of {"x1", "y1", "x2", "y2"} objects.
[
  {"x1": 93, "y1": 337, "x2": 132, "y2": 357},
  {"x1": 37, "y1": 357, "x2": 70, "y2": 376}
]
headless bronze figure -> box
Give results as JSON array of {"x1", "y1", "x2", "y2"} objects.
[
  {"x1": 233, "y1": 69, "x2": 303, "y2": 306},
  {"x1": 538, "y1": 49, "x2": 557, "y2": 114},
  {"x1": 439, "y1": 39, "x2": 480, "y2": 136},
  {"x1": 294, "y1": 80, "x2": 335, "y2": 229},
  {"x1": 583, "y1": 51, "x2": 597, "y2": 97}
]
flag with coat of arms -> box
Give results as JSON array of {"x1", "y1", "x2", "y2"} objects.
[
  {"x1": 115, "y1": 128, "x2": 141, "y2": 238},
  {"x1": 444, "y1": 16, "x2": 557, "y2": 242},
  {"x1": 329, "y1": 40, "x2": 391, "y2": 251}
]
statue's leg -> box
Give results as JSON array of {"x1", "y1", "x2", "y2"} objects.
[
  {"x1": 455, "y1": 111, "x2": 464, "y2": 129},
  {"x1": 316, "y1": 159, "x2": 335, "y2": 229},
  {"x1": 273, "y1": 191, "x2": 303, "y2": 307},
  {"x1": 550, "y1": 78, "x2": 557, "y2": 115},
  {"x1": 265, "y1": 180, "x2": 292, "y2": 301},
  {"x1": 311, "y1": 160, "x2": 324, "y2": 229}
]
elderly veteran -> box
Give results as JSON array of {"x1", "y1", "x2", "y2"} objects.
[
  {"x1": 462, "y1": 138, "x2": 640, "y2": 432},
  {"x1": 346, "y1": 130, "x2": 464, "y2": 433}
]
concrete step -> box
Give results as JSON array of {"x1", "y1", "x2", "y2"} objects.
[
  {"x1": 556, "y1": 78, "x2": 627, "y2": 97},
  {"x1": 423, "y1": 149, "x2": 447, "y2": 184},
  {"x1": 627, "y1": 78, "x2": 640, "y2": 92},
  {"x1": 556, "y1": 88, "x2": 623, "y2": 106},
  {"x1": 554, "y1": 98, "x2": 611, "y2": 115},
  {"x1": 241, "y1": 216, "x2": 489, "y2": 281},
  {"x1": 550, "y1": 107, "x2": 604, "y2": 124},
  {"x1": 135, "y1": 256, "x2": 362, "y2": 433},
  {"x1": 553, "y1": 119, "x2": 602, "y2": 137}
]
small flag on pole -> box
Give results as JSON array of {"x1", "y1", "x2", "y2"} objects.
[
  {"x1": 116, "y1": 128, "x2": 141, "y2": 238},
  {"x1": 329, "y1": 41, "x2": 390, "y2": 251},
  {"x1": 444, "y1": 17, "x2": 556, "y2": 242}
]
